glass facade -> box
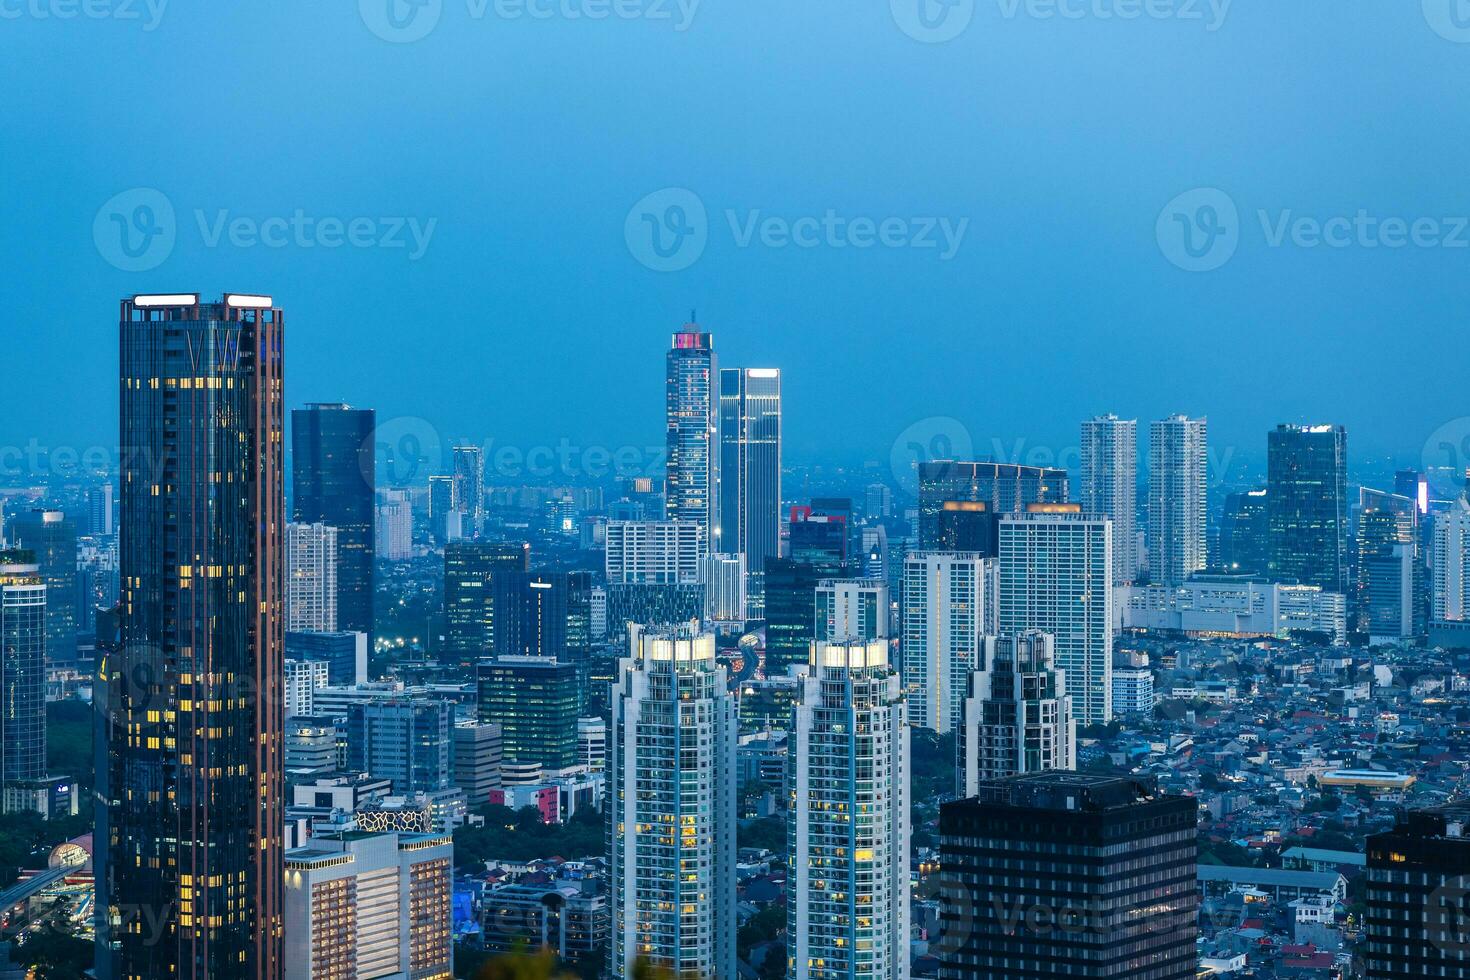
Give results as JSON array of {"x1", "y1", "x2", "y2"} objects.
[
  {"x1": 476, "y1": 657, "x2": 580, "y2": 769},
  {"x1": 0, "y1": 553, "x2": 46, "y2": 784},
  {"x1": 8, "y1": 510, "x2": 78, "y2": 662},
  {"x1": 1267, "y1": 423, "x2": 1348, "y2": 592}
]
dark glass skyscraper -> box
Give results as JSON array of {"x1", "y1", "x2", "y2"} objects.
[
  {"x1": 476, "y1": 657, "x2": 581, "y2": 769},
  {"x1": 102, "y1": 293, "x2": 285, "y2": 979},
  {"x1": 8, "y1": 509, "x2": 78, "y2": 662},
  {"x1": 939, "y1": 773, "x2": 1197, "y2": 980},
  {"x1": 443, "y1": 541, "x2": 530, "y2": 666},
  {"x1": 291, "y1": 402, "x2": 376, "y2": 643},
  {"x1": 918, "y1": 461, "x2": 1068, "y2": 548},
  {"x1": 1267, "y1": 424, "x2": 1348, "y2": 592},
  {"x1": 765, "y1": 507, "x2": 853, "y2": 677},
  {"x1": 0, "y1": 551, "x2": 46, "y2": 784},
  {"x1": 1365, "y1": 804, "x2": 1470, "y2": 979},
  {"x1": 717, "y1": 367, "x2": 781, "y2": 612},
  {"x1": 1217, "y1": 488, "x2": 1269, "y2": 574}
]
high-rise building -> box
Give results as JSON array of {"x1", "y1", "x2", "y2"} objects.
[
  {"x1": 1147, "y1": 415, "x2": 1207, "y2": 586},
  {"x1": 939, "y1": 774, "x2": 1197, "y2": 980},
  {"x1": 577, "y1": 716, "x2": 607, "y2": 772},
  {"x1": 1433, "y1": 496, "x2": 1470, "y2": 622},
  {"x1": 376, "y1": 490, "x2": 413, "y2": 561},
  {"x1": 609, "y1": 625, "x2": 737, "y2": 980},
  {"x1": 930, "y1": 501, "x2": 996, "y2": 556},
  {"x1": 285, "y1": 630, "x2": 368, "y2": 687},
  {"x1": 443, "y1": 541, "x2": 530, "y2": 665},
  {"x1": 488, "y1": 570, "x2": 592, "y2": 666},
  {"x1": 282, "y1": 831, "x2": 453, "y2": 980},
  {"x1": 476, "y1": 657, "x2": 581, "y2": 770},
  {"x1": 702, "y1": 552, "x2": 748, "y2": 625},
  {"x1": 7, "y1": 509, "x2": 77, "y2": 662},
  {"x1": 717, "y1": 367, "x2": 781, "y2": 611},
  {"x1": 1366, "y1": 544, "x2": 1418, "y2": 644},
  {"x1": 1218, "y1": 488, "x2": 1269, "y2": 574},
  {"x1": 1268, "y1": 423, "x2": 1348, "y2": 592},
  {"x1": 665, "y1": 329, "x2": 718, "y2": 546},
  {"x1": 346, "y1": 699, "x2": 452, "y2": 795},
  {"x1": 88, "y1": 482, "x2": 115, "y2": 536},
  {"x1": 1364, "y1": 804, "x2": 1470, "y2": 979},
  {"x1": 865, "y1": 482, "x2": 894, "y2": 520},
  {"x1": 292, "y1": 402, "x2": 376, "y2": 644},
  {"x1": 283, "y1": 659, "x2": 330, "y2": 719},
  {"x1": 1081, "y1": 415, "x2": 1138, "y2": 585},
  {"x1": 102, "y1": 292, "x2": 285, "y2": 979},
  {"x1": 604, "y1": 520, "x2": 704, "y2": 584},
  {"x1": 815, "y1": 578, "x2": 889, "y2": 642},
  {"x1": 901, "y1": 552, "x2": 988, "y2": 734},
  {"x1": 450, "y1": 721, "x2": 503, "y2": 808},
  {"x1": 285, "y1": 522, "x2": 338, "y2": 633},
  {"x1": 452, "y1": 445, "x2": 484, "y2": 532},
  {"x1": 0, "y1": 551, "x2": 46, "y2": 787},
  {"x1": 999, "y1": 507, "x2": 1113, "y2": 725},
  {"x1": 1111, "y1": 665, "x2": 1155, "y2": 716},
  {"x1": 788, "y1": 639, "x2": 910, "y2": 980},
  {"x1": 428, "y1": 475, "x2": 457, "y2": 542},
  {"x1": 958, "y1": 630, "x2": 1075, "y2": 797},
  {"x1": 917, "y1": 461, "x2": 1068, "y2": 549}
]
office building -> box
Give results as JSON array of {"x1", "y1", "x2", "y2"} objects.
[
  {"x1": 865, "y1": 483, "x2": 893, "y2": 520},
  {"x1": 929, "y1": 501, "x2": 996, "y2": 556},
  {"x1": 604, "y1": 582, "x2": 705, "y2": 636},
  {"x1": 285, "y1": 522, "x2": 338, "y2": 633},
  {"x1": 477, "y1": 657, "x2": 581, "y2": 770},
  {"x1": 286, "y1": 630, "x2": 368, "y2": 687},
  {"x1": 958, "y1": 631, "x2": 1075, "y2": 797},
  {"x1": 999, "y1": 507, "x2": 1113, "y2": 725},
  {"x1": 604, "y1": 520, "x2": 704, "y2": 584},
  {"x1": 1081, "y1": 415, "x2": 1138, "y2": 585},
  {"x1": 488, "y1": 571, "x2": 592, "y2": 667},
  {"x1": 282, "y1": 831, "x2": 453, "y2": 980},
  {"x1": 376, "y1": 490, "x2": 413, "y2": 561},
  {"x1": 665, "y1": 329, "x2": 718, "y2": 545},
  {"x1": 1366, "y1": 544, "x2": 1418, "y2": 644},
  {"x1": 903, "y1": 552, "x2": 989, "y2": 734},
  {"x1": 815, "y1": 578, "x2": 889, "y2": 643},
  {"x1": 101, "y1": 292, "x2": 285, "y2": 978},
  {"x1": 1148, "y1": 415, "x2": 1208, "y2": 586},
  {"x1": 917, "y1": 461, "x2": 1067, "y2": 549},
  {"x1": 1434, "y1": 495, "x2": 1470, "y2": 622},
  {"x1": 76, "y1": 534, "x2": 119, "y2": 635},
  {"x1": 609, "y1": 625, "x2": 737, "y2": 980},
  {"x1": 88, "y1": 482, "x2": 115, "y2": 536},
  {"x1": 346, "y1": 699, "x2": 452, "y2": 795},
  {"x1": 717, "y1": 367, "x2": 781, "y2": 611},
  {"x1": 451, "y1": 721, "x2": 503, "y2": 808},
  {"x1": 1122, "y1": 575, "x2": 1348, "y2": 644},
  {"x1": 481, "y1": 880, "x2": 609, "y2": 963},
  {"x1": 428, "y1": 475, "x2": 457, "y2": 542},
  {"x1": 1112, "y1": 665, "x2": 1155, "y2": 716},
  {"x1": 283, "y1": 659, "x2": 330, "y2": 719},
  {"x1": 1364, "y1": 804, "x2": 1470, "y2": 979},
  {"x1": 577, "y1": 716, "x2": 606, "y2": 772},
  {"x1": 0, "y1": 552, "x2": 46, "y2": 786},
  {"x1": 939, "y1": 774, "x2": 1198, "y2": 980},
  {"x1": 452, "y1": 445, "x2": 485, "y2": 531},
  {"x1": 1218, "y1": 488, "x2": 1270, "y2": 574},
  {"x1": 7, "y1": 509, "x2": 77, "y2": 662},
  {"x1": 292, "y1": 402, "x2": 376, "y2": 644},
  {"x1": 284, "y1": 716, "x2": 341, "y2": 779},
  {"x1": 702, "y1": 552, "x2": 748, "y2": 625},
  {"x1": 766, "y1": 508, "x2": 854, "y2": 677},
  {"x1": 1268, "y1": 423, "x2": 1349, "y2": 592},
  {"x1": 443, "y1": 541, "x2": 530, "y2": 665},
  {"x1": 788, "y1": 639, "x2": 910, "y2": 980}
]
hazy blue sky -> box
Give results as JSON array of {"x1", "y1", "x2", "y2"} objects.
[{"x1": 5, "y1": 1, "x2": 1468, "y2": 480}]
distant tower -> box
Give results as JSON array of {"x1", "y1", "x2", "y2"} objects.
[
  {"x1": 1081, "y1": 415, "x2": 1137, "y2": 585},
  {"x1": 1148, "y1": 415, "x2": 1208, "y2": 586},
  {"x1": 452, "y1": 445, "x2": 485, "y2": 532},
  {"x1": 1268, "y1": 424, "x2": 1348, "y2": 592},
  {"x1": 789, "y1": 639, "x2": 910, "y2": 980},
  {"x1": 7, "y1": 510, "x2": 78, "y2": 662},
  {"x1": 285, "y1": 522, "x2": 338, "y2": 633},
  {"x1": 609, "y1": 625, "x2": 737, "y2": 980},
  {"x1": 665, "y1": 328, "x2": 718, "y2": 549},
  {"x1": 0, "y1": 551, "x2": 46, "y2": 784},
  {"x1": 717, "y1": 367, "x2": 781, "y2": 613}
]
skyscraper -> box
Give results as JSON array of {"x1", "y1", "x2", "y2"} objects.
[
  {"x1": 604, "y1": 520, "x2": 704, "y2": 584},
  {"x1": 476, "y1": 657, "x2": 581, "y2": 770},
  {"x1": 917, "y1": 461, "x2": 1067, "y2": 549},
  {"x1": 102, "y1": 292, "x2": 285, "y2": 979},
  {"x1": 1147, "y1": 415, "x2": 1207, "y2": 586},
  {"x1": 717, "y1": 367, "x2": 781, "y2": 612},
  {"x1": 999, "y1": 506, "x2": 1113, "y2": 725},
  {"x1": 7, "y1": 509, "x2": 78, "y2": 662},
  {"x1": 1081, "y1": 415, "x2": 1137, "y2": 585},
  {"x1": 1358, "y1": 488, "x2": 1421, "y2": 637},
  {"x1": 902, "y1": 552, "x2": 989, "y2": 734},
  {"x1": 0, "y1": 551, "x2": 46, "y2": 786},
  {"x1": 285, "y1": 522, "x2": 338, "y2": 633},
  {"x1": 609, "y1": 625, "x2": 737, "y2": 980},
  {"x1": 88, "y1": 482, "x2": 115, "y2": 536},
  {"x1": 346, "y1": 699, "x2": 453, "y2": 795},
  {"x1": 1218, "y1": 488, "x2": 1269, "y2": 574},
  {"x1": 665, "y1": 329, "x2": 718, "y2": 546},
  {"x1": 788, "y1": 639, "x2": 910, "y2": 980},
  {"x1": 939, "y1": 774, "x2": 1198, "y2": 980},
  {"x1": 428, "y1": 474, "x2": 457, "y2": 542},
  {"x1": 292, "y1": 402, "x2": 376, "y2": 644},
  {"x1": 452, "y1": 444, "x2": 484, "y2": 532},
  {"x1": 1364, "y1": 804, "x2": 1470, "y2": 979},
  {"x1": 958, "y1": 630, "x2": 1075, "y2": 797},
  {"x1": 1268, "y1": 423, "x2": 1348, "y2": 592},
  {"x1": 765, "y1": 508, "x2": 855, "y2": 677},
  {"x1": 815, "y1": 578, "x2": 890, "y2": 642},
  {"x1": 443, "y1": 541, "x2": 530, "y2": 666},
  {"x1": 1433, "y1": 495, "x2": 1470, "y2": 622}
]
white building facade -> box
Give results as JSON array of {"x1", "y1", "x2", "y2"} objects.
[
  {"x1": 286, "y1": 521, "x2": 339, "y2": 632},
  {"x1": 1148, "y1": 415, "x2": 1208, "y2": 586},
  {"x1": 901, "y1": 552, "x2": 988, "y2": 734},
  {"x1": 1081, "y1": 414, "x2": 1138, "y2": 585}
]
